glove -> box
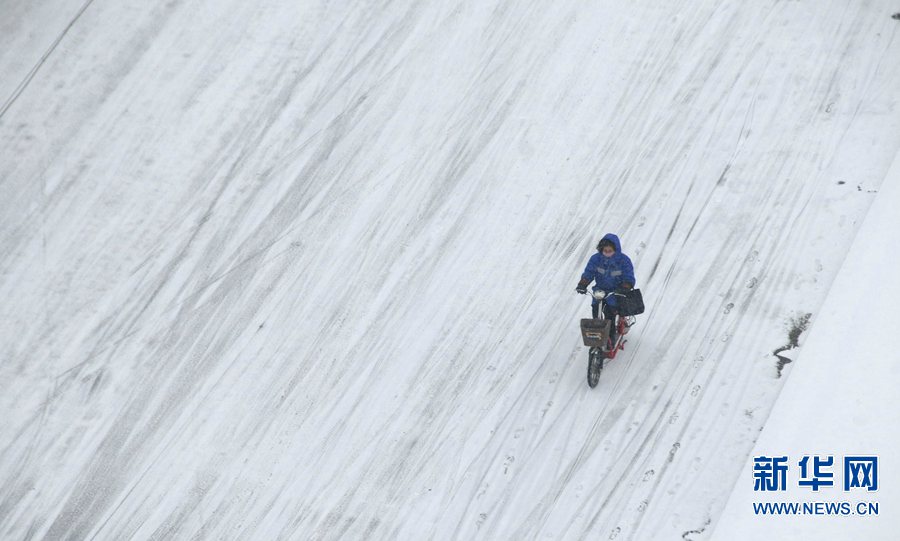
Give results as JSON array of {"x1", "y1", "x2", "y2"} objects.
[{"x1": 575, "y1": 278, "x2": 589, "y2": 294}]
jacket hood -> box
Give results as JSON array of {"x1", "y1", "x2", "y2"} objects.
[{"x1": 599, "y1": 233, "x2": 622, "y2": 253}]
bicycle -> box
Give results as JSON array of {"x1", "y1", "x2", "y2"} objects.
[{"x1": 579, "y1": 290, "x2": 638, "y2": 388}]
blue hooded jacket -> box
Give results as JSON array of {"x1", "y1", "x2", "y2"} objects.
[{"x1": 581, "y1": 233, "x2": 636, "y2": 307}]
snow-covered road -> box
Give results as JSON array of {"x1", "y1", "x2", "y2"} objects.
[
  {"x1": 2, "y1": 1, "x2": 899, "y2": 539},
  {"x1": 713, "y1": 131, "x2": 900, "y2": 541}
]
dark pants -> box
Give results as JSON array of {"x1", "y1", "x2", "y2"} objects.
[{"x1": 592, "y1": 302, "x2": 619, "y2": 347}]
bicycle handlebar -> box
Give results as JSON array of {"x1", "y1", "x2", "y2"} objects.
[{"x1": 577, "y1": 287, "x2": 630, "y2": 300}]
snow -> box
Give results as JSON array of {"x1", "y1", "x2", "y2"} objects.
[
  {"x1": 712, "y1": 150, "x2": 900, "y2": 539},
  {"x1": 1, "y1": 1, "x2": 899, "y2": 539}
]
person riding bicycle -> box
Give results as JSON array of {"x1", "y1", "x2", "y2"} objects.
[{"x1": 575, "y1": 233, "x2": 635, "y2": 347}]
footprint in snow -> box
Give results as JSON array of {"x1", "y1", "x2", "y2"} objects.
[{"x1": 668, "y1": 442, "x2": 681, "y2": 462}]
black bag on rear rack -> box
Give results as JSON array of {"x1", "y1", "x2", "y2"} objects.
[{"x1": 617, "y1": 289, "x2": 645, "y2": 316}]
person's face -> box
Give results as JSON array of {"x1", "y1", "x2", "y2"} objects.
[{"x1": 601, "y1": 245, "x2": 615, "y2": 257}]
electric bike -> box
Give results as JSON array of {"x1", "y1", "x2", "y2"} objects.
[{"x1": 580, "y1": 290, "x2": 637, "y2": 388}]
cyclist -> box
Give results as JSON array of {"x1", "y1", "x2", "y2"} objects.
[{"x1": 575, "y1": 233, "x2": 635, "y2": 348}]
